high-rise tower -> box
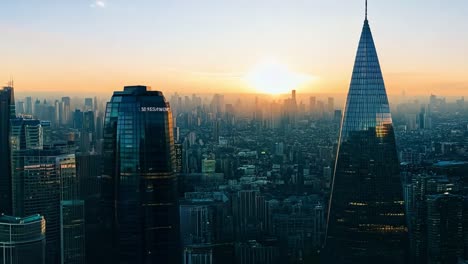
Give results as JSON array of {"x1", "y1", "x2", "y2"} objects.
[
  {"x1": 324, "y1": 2, "x2": 407, "y2": 263},
  {"x1": 0, "y1": 86, "x2": 15, "y2": 215},
  {"x1": 101, "y1": 86, "x2": 180, "y2": 263},
  {"x1": 0, "y1": 214, "x2": 46, "y2": 264}
]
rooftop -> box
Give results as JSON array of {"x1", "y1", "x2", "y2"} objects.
[
  {"x1": 0, "y1": 214, "x2": 43, "y2": 224},
  {"x1": 113, "y1": 85, "x2": 164, "y2": 97},
  {"x1": 433, "y1": 161, "x2": 468, "y2": 167}
]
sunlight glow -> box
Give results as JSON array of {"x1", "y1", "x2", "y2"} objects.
[{"x1": 244, "y1": 61, "x2": 312, "y2": 94}]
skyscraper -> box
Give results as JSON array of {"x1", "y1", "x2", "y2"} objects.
[
  {"x1": 0, "y1": 86, "x2": 15, "y2": 215},
  {"x1": 73, "y1": 109, "x2": 84, "y2": 129},
  {"x1": 57, "y1": 154, "x2": 85, "y2": 264},
  {"x1": 10, "y1": 118, "x2": 43, "y2": 151},
  {"x1": 406, "y1": 174, "x2": 456, "y2": 263},
  {"x1": 101, "y1": 86, "x2": 180, "y2": 263},
  {"x1": 61, "y1": 97, "x2": 71, "y2": 125},
  {"x1": 324, "y1": 2, "x2": 407, "y2": 263},
  {"x1": 84, "y1": 98, "x2": 93, "y2": 111},
  {"x1": 12, "y1": 148, "x2": 65, "y2": 264},
  {"x1": 426, "y1": 194, "x2": 465, "y2": 264},
  {"x1": 76, "y1": 153, "x2": 101, "y2": 264},
  {"x1": 180, "y1": 204, "x2": 213, "y2": 246},
  {"x1": 183, "y1": 246, "x2": 213, "y2": 264},
  {"x1": 0, "y1": 214, "x2": 46, "y2": 264},
  {"x1": 327, "y1": 97, "x2": 334, "y2": 113},
  {"x1": 16, "y1": 101, "x2": 25, "y2": 115},
  {"x1": 25, "y1": 96, "x2": 33, "y2": 115}
]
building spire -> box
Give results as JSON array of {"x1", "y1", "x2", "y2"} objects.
[{"x1": 365, "y1": 0, "x2": 368, "y2": 21}]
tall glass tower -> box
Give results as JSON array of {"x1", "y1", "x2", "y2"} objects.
[
  {"x1": 101, "y1": 86, "x2": 180, "y2": 263},
  {"x1": 0, "y1": 214, "x2": 46, "y2": 264},
  {"x1": 0, "y1": 86, "x2": 15, "y2": 215},
  {"x1": 324, "y1": 2, "x2": 407, "y2": 263}
]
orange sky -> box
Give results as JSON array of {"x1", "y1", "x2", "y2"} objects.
[{"x1": 1, "y1": 0, "x2": 468, "y2": 97}]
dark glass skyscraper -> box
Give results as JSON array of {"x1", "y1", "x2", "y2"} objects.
[
  {"x1": 324, "y1": 4, "x2": 407, "y2": 263},
  {"x1": 76, "y1": 153, "x2": 101, "y2": 264},
  {"x1": 101, "y1": 86, "x2": 180, "y2": 263},
  {"x1": 0, "y1": 214, "x2": 46, "y2": 264},
  {"x1": 426, "y1": 194, "x2": 464, "y2": 264},
  {"x1": 57, "y1": 154, "x2": 86, "y2": 264},
  {"x1": 0, "y1": 86, "x2": 15, "y2": 215},
  {"x1": 12, "y1": 148, "x2": 63, "y2": 264}
]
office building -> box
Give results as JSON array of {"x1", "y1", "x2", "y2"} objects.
[
  {"x1": 73, "y1": 110, "x2": 84, "y2": 129},
  {"x1": 426, "y1": 194, "x2": 464, "y2": 264},
  {"x1": 16, "y1": 101, "x2": 24, "y2": 115},
  {"x1": 25, "y1": 96, "x2": 33, "y2": 115},
  {"x1": 76, "y1": 153, "x2": 101, "y2": 264},
  {"x1": 10, "y1": 118, "x2": 43, "y2": 151},
  {"x1": 12, "y1": 148, "x2": 72, "y2": 264},
  {"x1": 57, "y1": 154, "x2": 85, "y2": 264},
  {"x1": 235, "y1": 241, "x2": 278, "y2": 264},
  {"x1": 83, "y1": 111, "x2": 95, "y2": 133},
  {"x1": 0, "y1": 214, "x2": 46, "y2": 264},
  {"x1": 0, "y1": 86, "x2": 15, "y2": 215},
  {"x1": 101, "y1": 86, "x2": 180, "y2": 263},
  {"x1": 184, "y1": 246, "x2": 213, "y2": 264},
  {"x1": 180, "y1": 204, "x2": 213, "y2": 246},
  {"x1": 324, "y1": 4, "x2": 407, "y2": 263},
  {"x1": 327, "y1": 97, "x2": 334, "y2": 113},
  {"x1": 61, "y1": 97, "x2": 71, "y2": 125},
  {"x1": 84, "y1": 98, "x2": 93, "y2": 112}
]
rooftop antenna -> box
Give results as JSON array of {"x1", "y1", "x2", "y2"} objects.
[
  {"x1": 7, "y1": 75, "x2": 14, "y2": 87},
  {"x1": 365, "y1": 0, "x2": 368, "y2": 20}
]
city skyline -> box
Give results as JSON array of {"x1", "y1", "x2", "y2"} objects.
[
  {"x1": 1, "y1": 0, "x2": 468, "y2": 96},
  {"x1": 2, "y1": 2, "x2": 468, "y2": 264}
]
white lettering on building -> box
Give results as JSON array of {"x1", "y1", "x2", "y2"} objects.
[{"x1": 140, "y1": 107, "x2": 170, "y2": 112}]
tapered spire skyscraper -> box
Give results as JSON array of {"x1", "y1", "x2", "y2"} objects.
[{"x1": 324, "y1": 2, "x2": 408, "y2": 263}]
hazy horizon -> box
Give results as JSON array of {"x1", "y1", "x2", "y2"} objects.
[{"x1": 2, "y1": 0, "x2": 468, "y2": 97}]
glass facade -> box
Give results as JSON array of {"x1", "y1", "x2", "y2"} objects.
[
  {"x1": 183, "y1": 246, "x2": 213, "y2": 264},
  {"x1": 10, "y1": 118, "x2": 43, "y2": 151},
  {"x1": 324, "y1": 19, "x2": 407, "y2": 263},
  {"x1": 76, "y1": 153, "x2": 101, "y2": 264},
  {"x1": 60, "y1": 200, "x2": 85, "y2": 264},
  {"x1": 12, "y1": 149, "x2": 64, "y2": 264},
  {"x1": 0, "y1": 214, "x2": 46, "y2": 264},
  {"x1": 426, "y1": 194, "x2": 464, "y2": 263},
  {"x1": 57, "y1": 154, "x2": 85, "y2": 264},
  {"x1": 9, "y1": 105, "x2": 79, "y2": 264},
  {"x1": 0, "y1": 87, "x2": 15, "y2": 215},
  {"x1": 101, "y1": 86, "x2": 180, "y2": 263}
]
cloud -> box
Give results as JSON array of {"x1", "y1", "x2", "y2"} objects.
[{"x1": 90, "y1": 1, "x2": 106, "y2": 8}]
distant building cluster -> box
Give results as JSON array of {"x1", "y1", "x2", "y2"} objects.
[
  {"x1": 2, "y1": 73, "x2": 468, "y2": 264},
  {"x1": 1, "y1": 5, "x2": 468, "y2": 264}
]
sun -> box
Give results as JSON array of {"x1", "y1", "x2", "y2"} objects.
[{"x1": 244, "y1": 60, "x2": 312, "y2": 94}]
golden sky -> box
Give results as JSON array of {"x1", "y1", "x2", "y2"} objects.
[{"x1": 1, "y1": 0, "x2": 468, "y2": 97}]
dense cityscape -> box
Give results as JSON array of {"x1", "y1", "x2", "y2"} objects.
[{"x1": 2, "y1": 1, "x2": 468, "y2": 264}]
